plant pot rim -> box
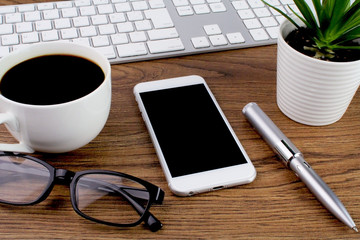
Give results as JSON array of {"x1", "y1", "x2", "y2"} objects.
[{"x1": 279, "y1": 19, "x2": 360, "y2": 66}]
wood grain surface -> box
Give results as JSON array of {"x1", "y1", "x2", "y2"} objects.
[{"x1": 0, "y1": 1, "x2": 359, "y2": 239}]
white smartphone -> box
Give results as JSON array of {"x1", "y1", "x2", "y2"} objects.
[{"x1": 133, "y1": 75, "x2": 256, "y2": 196}]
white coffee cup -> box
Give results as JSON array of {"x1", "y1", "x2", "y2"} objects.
[{"x1": 0, "y1": 42, "x2": 111, "y2": 153}]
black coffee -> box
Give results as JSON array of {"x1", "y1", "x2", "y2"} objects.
[{"x1": 0, "y1": 55, "x2": 105, "y2": 105}]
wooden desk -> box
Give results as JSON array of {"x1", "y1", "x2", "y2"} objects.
[{"x1": 0, "y1": 1, "x2": 359, "y2": 238}]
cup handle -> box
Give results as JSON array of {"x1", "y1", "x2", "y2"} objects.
[{"x1": 0, "y1": 113, "x2": 34, "y2": 153}]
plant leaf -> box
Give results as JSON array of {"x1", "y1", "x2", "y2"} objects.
[
  {"x1": 341, "y1": 0, "x2": 360, "y2": 31},
  {"x1": 293, "y1": 0, "x2": 319, "y2": 30},
  {"x1": 327, "y1": 0, "x2": 360, "y2": 42},
  {"x1": 312, "y1": 0, "x2": 326, "y2": 27},
  {"x1": 325, "y1": 0, "x2": 351, "y2": 38},
  {"x1": 322, "y1": 0, "x2": 335, "y2": 20},
  {"x1": 334, "y1": 26, "x2": 360, "y2": 46}
]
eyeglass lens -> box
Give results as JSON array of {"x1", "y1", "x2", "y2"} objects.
[
  {"x1": 0, "y1": 155, "x2": 51, "y2": 204},
  {"x1": 75, "y1": 173, "x2": 151, "y2": 225}
]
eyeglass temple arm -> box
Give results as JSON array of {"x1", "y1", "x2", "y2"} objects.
[
  {"x1": 115, "y1": 185, "x2": 163, "y2": 232},
  {"x1": 76, "y1": 176, "x2": 164, "y2": 232}
]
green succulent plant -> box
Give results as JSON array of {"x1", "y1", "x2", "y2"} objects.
[{"x1": 263, "y1": 0, "x2": 360, "y2": 59}]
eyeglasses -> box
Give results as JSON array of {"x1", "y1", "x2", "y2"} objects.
[{"x1": 0, "y1": 152, "x2": 164, "y2": 232}]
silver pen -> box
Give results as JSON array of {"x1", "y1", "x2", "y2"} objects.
[{"x1": 242, "y1": 102, "x2": 358, "y2": 232}]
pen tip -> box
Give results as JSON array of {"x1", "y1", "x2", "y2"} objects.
[{"x1": 352, "y1": 226, "x2": 358, "y2": 233}]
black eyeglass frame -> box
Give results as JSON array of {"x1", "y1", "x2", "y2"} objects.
[{"x1": 0, "y1": 152, "x2": 165, "y2": 232}]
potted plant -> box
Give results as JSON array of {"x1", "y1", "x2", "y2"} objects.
[{"x1": 264, "y1": 0, "x2": 360, "y2": 126}]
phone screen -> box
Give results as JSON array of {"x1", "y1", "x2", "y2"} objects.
[{"x1": 140, "y1": 83, "x2": 247, "y2": 178}]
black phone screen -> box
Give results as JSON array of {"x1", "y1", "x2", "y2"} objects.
[{"x1": 140, "y1": 83, "x2": 247, "y2": 178}]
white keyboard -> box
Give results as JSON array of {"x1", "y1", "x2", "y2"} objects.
[{"x1": 0, "y1": 0, "x2": 299, "y2": 64}]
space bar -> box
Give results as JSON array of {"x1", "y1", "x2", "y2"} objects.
[{"x1": 147, "y1": 38, "x2": 185, "y2": 54}]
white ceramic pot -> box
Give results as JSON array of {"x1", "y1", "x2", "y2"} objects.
[{"x1": 276, "y1": 19, "x2": 360, "y2": 126}]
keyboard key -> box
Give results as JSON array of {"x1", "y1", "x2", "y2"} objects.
[
  {"x1": 1, "y1": 34, "x2": 19, "y2": 45},
  {"x1": 35, "y1": 21, "x2": 52, "y2": 31},
  {"x1": 42, "y1": 30, "x2": 59, "y2": 41},
  {"x1": 209, "y1": 3, "x2": 226, "y2": 12},
  {"x1": 149, "y1": 0, "x2": 165, "y2": 9},
  {"x1": 0, "y1": 25, "x2": 13, "y2": 35},
  {"x1": 37, "y1": 3, "x2": 54, "y2": 10},
  {"x1": 132, "y1": 1, "x2": 148, "y2": 11},
  {"x1": 260, "y1": 17, "x2": 278, "y2": 27},
  {"x1": 191, "y1": 36, "x2": 210, "y2": 48},
  {"x1": 22, "y1": 32, "x2": 40, "y2": 43},
  {"x1": 62, "y1": 8, "x2": 79, "y2": 18},
  {"x1": 114, "y1": 2, "x2": 131, "y2": 12},
  {"x1": 61, "y1": 28, "x2": 79, "y2": 38},
  {"x1": 193, "y1": 4, "x2": 210, "y2": 14},
  {"x1": 129, "y1": 31, "x2": 147, "y2": 42},
  {"x1": 24, "y1": 11, "x2": 41, "y2": 21},
  {"x1": 127, "y1": 11, "x2": 144, "y2": 21},
  {"x1": 80, "y1": 6, "x2": 96, "y2": 16},
  {"x1": 91, "y1": 15, "x2": 109, "y2": 25},
  {"x1": 54, "y1": 19, "x2": 72, "y2": 29},
  {"x1": 249, "y1": 28, "x2": 269, "y2": 41},
  {"x1": 75, "y1": 0, "x2": 91, "y2": 7},
  {"x1": 57, "y1": 2, "x2": 74, "y2": 8},
  {"x1": 209, "y1": 34, "x2": 227, "y2": 46},
  {"x1": 80, "y1": 26, "x2": 97, "y2": 37},
  {"x1": 232, "y1": 1, "x2": 249, "y2": 10},
  {"x1": 135, "y1": 20, "x2": 152, "y2": 31},
  {"x1": 145, "y1": 8, "x2": 174, "y2": 29},
  {"x1": 92, "y1": 35, "x2": 110, "y2": 46},
  {"x1": 99, "y1": 24, "x2": 116, "y2": 34},
  {"x1": 73, "y1": 17, "x2": 90, "y2": 27},
  {"x1": 97, "y1": 4, "x2": 114, "y2": 14},
  {"x1": 177, "y1": 6, "x2": 194, "y2": 16},
  {"x1": 6, "y1": 13, "x2": 22, "y2": 24},
  {"x1": 147, "y1": 38, "x2": 184, "y2": 54},
  {"x1": 266, "y1": 26, "x2": 279, "y2": 38},
  {"x1": 204, "y1": 24, "x2": 221, "y2": 35},
  {"x1": 247, "y1": 0, "x2": 265, "y2": 8},
  {"x1": 237, "y1": 9, "x2": 255, "y2": 19},
  {"x1": 116, "y1": 42, "x2": 147, "y2": 57},
  {"x1": 43, "y1": 9, "x2": 60, "y2": 20},
  {"x1": 111, "y1": 33, "x2": 128, "y2": 44},
  {"x1": 18, "y1": 4, "x2": 35, "y2": 12},
  {"x1": 96, "y1": 46, "x2": 117, "y2": 59},
  {"x1": 226, "y1": 32, "x2": 245, "y2": 44},
  {"x1": 109, "y1": 13, "x2": 126, "y2": 23},
  {"x1": 172, "y1": 0, "x2": 189, "y2": 7},
  {"x1": 148, "y1": 28, "x2": 179, "y2": 40},
  {"x1": 253, "y1": 8, "x2": 271, "y2": 17},
  {"x1": 0, "y1": 6, "x2": 16, "y2": 14},
  {"x1": 16, "y1": 22, "x2": 33, "y2": 33},
  {"x1": 243, "y1": 19, "x2": 261, "y2": 29},
  {"x1": 117, "y1": 22, "x2": 134, "y2": 33}
]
